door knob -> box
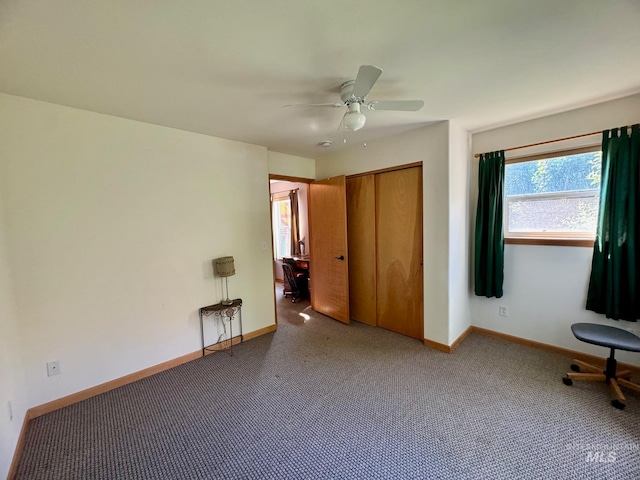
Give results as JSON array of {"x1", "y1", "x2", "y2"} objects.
[{"x1": 334, "y1": 255, "x2": 345, "y2": 261}]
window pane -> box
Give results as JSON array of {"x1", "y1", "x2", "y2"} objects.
[
  {"x1": 272, "y1": 199, "x2": 291, "y2": 258},
  {"x1": 507, "y1": 193, "x2": 599, "y2": 233},
  {"x1": 504, "y1": 150, "x2": 601, "y2": 238},
  {"x1": 505, "y1": 151, "x2": 601, "y2": 195}
]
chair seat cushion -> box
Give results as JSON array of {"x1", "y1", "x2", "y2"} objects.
[{"x1": 571, "y1": 323, "x2": 640, "y2": 352}]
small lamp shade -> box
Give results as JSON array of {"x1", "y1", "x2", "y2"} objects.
[
  {"x1": 214, "y1": 256, "x2": 235, "y2": 305},
  {"x1": 215, "y1": 256, "x2": 235, "y2": 277}
]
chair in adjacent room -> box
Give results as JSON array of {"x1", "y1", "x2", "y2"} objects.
[
  {"x1": 282, "y1": 257, "x2": 298, "y2": 270},
  {"x1": 282, "y1": 262, "x2": 308, "y2": 303},
  {"x1": 562, "y1": 322, "x2": 640, "y2": 409},
  {"x1": 282, "y1": 257, "x2": 308, "y2": 289}
]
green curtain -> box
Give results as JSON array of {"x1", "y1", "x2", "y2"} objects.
[
  {"x1": 474, "y1": 150, "x2": 505, "y2": 298},
  {"x1": 586, "y1": 125, "x2": 640, "y2": 321}
]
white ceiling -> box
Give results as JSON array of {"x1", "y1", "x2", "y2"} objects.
[{"x1": 1, "y1": 0, "x2": 639, "y2": 158}]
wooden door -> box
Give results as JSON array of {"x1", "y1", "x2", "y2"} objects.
[
  {"x1": 376, "y1": 167, "x2": 423, "y2": 339},
  {"x1": 346, "y1": 175, "x2": 376, "y2": 326},
  {"x1": 309, "y1": 176, "x2": 350, "y2": 324}
]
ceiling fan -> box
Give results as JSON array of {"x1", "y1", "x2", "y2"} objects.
[{"x1": 285, "y1": 65, "x2": 424, "y2": 132}]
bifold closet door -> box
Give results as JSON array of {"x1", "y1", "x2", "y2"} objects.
[
  {"x1": 346, "y1": 175, "x2": 376, "y2": 326},
  {"x1": 375, "y1": 167, "x2": 423, "y2": 339}
]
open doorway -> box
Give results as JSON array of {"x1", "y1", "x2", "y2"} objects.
[{"x1": 269, "y1": 175, "x2": 312, "y2": 315}]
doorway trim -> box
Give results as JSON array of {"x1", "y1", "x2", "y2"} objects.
[
  {"x1": 268, "y1": 174, "x2": 314, "y2": 324},
  {"x1": 269, "y1": 174, "x2": 314, "y2": 184},
  {"x1": 345, "y1": 161, "x2": 422, "y2": 179}
]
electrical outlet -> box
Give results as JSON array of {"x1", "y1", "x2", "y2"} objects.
[
  {"x1": 46, "y1": 360, "x2": 60, "y2": 377},
  {"x1": 499, "y1": 305, "x2": 508, "y2": 317},
  {"x1": 7, "y1": 401, "x2": 12, "y2": 421}
]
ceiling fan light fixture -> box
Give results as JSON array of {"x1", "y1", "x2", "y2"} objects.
[{"x1": 343, "y1": 103, "x2": 366, "y2": 131}]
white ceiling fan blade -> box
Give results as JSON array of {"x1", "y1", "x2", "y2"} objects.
[
  {"x1": 367, "y1": 100, "x2": 425, "y2": 111},
  {"x1": 283, "y1": 103, "x2": 344, "y2": 108},
  {"x1": 351, "y1": 65, "x2": 383, "y2": 99}
]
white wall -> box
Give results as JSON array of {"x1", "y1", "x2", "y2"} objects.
[
  {"x1": 267, "y1": 151, "x2": 315, "y2": 179},
  {"x1": 448, "y1": 122, "x2": 471, "y2": 344},
  {"x1": 317, "y1": 122, "x2": 452, "y2": 345},
  {"x1": 0, "y1": 186, "x2": 28, "y2": 479},
  {"x1": 470, "y1": 93, "x2": 640, "y2": 366},
  {"x1": 0, "y1": 93, "x2": 277, "y2": 413},
  {"x1": 269, "y1": 181, "x2": 309, "y2": 281}
]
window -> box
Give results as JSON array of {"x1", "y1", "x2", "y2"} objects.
[
  {"x1": 504, "y1": 147, "x2": 601, "y2": 245},
  {"x1": 272, "y1": 196, "x2": 291, "y2": 258}
]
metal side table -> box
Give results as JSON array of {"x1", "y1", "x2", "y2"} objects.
[{"x1": 199, "y1": 298, "x2": 243, "y2": 356}]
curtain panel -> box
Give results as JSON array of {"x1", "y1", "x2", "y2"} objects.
[
  {"x1": 289, "y1": 190, "x2": 301, "y2": 256},
  {"x1": 586, "y1": 125, "x2": 640, "y2": 321},
  {"x1": 474, "y1": 150, "x2": 505, "y2": 298}
]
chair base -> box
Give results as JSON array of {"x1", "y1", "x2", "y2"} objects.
[
  {"x1": 563, "y1": 358, "x2": 640, "y2": 409},
  {"x1": 283, "y1": 286, "x2": 308, "y2": 303},
  {"x1": 283, "y1": 289, "x2": 302, "y2": 303}
]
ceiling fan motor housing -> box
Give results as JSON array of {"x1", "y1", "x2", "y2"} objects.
[{"x1": 340, "y1": 80, "x2": 362, "y2": 104}]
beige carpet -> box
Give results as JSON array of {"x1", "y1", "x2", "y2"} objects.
[{"x1": 15, "y1": 287, "x2": 640, "y2": 479}]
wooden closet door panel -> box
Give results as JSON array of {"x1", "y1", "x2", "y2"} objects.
[
  {"x1": 376, "y1": 167, "x2": 423, "y2": 339},
  {"x1": 346, "y1": 175, "x2": 376, "y2": 326}
]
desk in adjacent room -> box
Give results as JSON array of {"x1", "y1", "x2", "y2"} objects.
[
  {"x1": 292, "y1": 256, "x2": 310, "y2": 271},
  {"x1": 292, "y1": 256, "x2": 310, "y2": 295}
]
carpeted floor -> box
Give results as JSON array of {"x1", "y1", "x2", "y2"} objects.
[{"x1": 15, "y1": 288, "x2": 640, "y2": 479}]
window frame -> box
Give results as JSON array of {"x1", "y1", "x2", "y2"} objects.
[{"x1": 503, "y1": 145, "x2": 601, "y2": 248}]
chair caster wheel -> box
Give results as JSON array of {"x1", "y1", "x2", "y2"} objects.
[
  {"x1": 611, "y1": 399, "x2": 625, "y2": 410},
  {"x1": 570, "y1": 364, "x2": 580, "y2": 372},
  {"x1": 562, "y1": 377, "x2": 573, "y2": 386}
]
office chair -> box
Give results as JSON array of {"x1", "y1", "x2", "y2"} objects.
[
  {"x1": 562, "y1": 323, "x2": 640, "y2": 409},
  {"x1": 282, "y1": 257, "x2": 304, "y2": 272},
  {"x1": 282, "y1": 263, "x2": 308, "y2": 303}
]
